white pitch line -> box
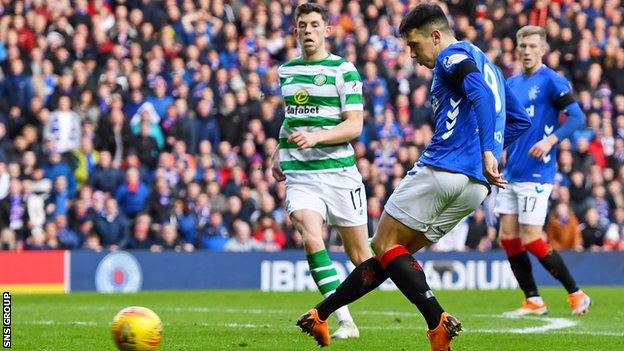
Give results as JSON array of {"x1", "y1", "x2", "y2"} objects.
[
  {"x1": 467, "y1": 314, "x2": 578, "y2": 334},
  {"x1": 17, "y1": 320, "x2": 98, "y2": 326}
]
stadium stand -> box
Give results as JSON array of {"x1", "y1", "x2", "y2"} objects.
[{"x1": 0, "y1": 0, "x2": 622, "y2": 253}]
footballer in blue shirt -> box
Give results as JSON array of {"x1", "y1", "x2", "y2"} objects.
[
  {"x1": 297, "y1": 4, "x2": 531, "y2": 350},
  {"x1": 493, "y1": 26, "x2": 591, "y2": 317}
]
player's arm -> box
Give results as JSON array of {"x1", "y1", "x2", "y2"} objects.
[
  {"x1": 272, "y1": 66, "x2": 286, "y2": 182},
  {"x1": 270, "y1": 145, "x2": 285, "y2": 182},
  {"x1": 529, "y1": 77, "x2": 586, "y2": 160},
  {"x1": 448, "y1": 59, "x2": 505, "y2": 187},
  {"x1": 288, "y1": 110, "x2": 363, "y2": 149},
  {"x1": 288, "y1": 63, "x2": 364, "y2": 149},
  {"x1": 503, "y1": 81, "x2": 532, "y2": 149}
]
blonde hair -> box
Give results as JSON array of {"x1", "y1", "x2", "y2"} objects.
[{"x1": 516, "y1": 25, "x2": 547, "y2": 45}]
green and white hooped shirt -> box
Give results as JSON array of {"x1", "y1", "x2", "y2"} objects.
[{"x1": 278, "y1": 54, "x2": 364, "y2": 173}]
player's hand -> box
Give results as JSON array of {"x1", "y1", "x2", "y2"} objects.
[
  {"x1": 529, "y1": 137, "x2": 556, "y2": 160},
  {"x1": 271, "y1": 151, "x2": 285, "y2": 182},
  {"x1": 482, "y1": 151, "x2": 507, "y2": 188},
  {"x1": 288, "y1": 131, "x2": 319, "y2": 150}
]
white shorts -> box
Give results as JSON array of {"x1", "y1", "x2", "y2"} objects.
[
  {"x1": 493, "y1": 182, "x2": 553, "y2": 226},
  {"x1": 284, "y1": 168, "x2": 367, "y2": 227},
  {"x1": 384, "y1": 166, "x2": 488, "y2": 243}
]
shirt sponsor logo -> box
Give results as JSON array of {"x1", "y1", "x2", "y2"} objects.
[
  {"x1": 286, "y1": 105, "x2": 320, "y2": 115},
  {"x1": 293, "y1": 89, "x2": 310, "y2": 105}
]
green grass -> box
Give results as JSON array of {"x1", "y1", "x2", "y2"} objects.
[{"x1": 10, "y1": 287, "x2": 624, "y2": 350}]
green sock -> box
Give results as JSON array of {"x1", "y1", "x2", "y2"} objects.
[{"x1": 307, "y1": 249, "x2": 340, "y2": 295}]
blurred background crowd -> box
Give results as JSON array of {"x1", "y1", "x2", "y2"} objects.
[{"x1": 0, "y1": 0, "x2": 622, "y2": 253}]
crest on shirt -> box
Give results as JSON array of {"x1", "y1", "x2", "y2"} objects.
[
  {"x1": 313, "y1": 74, "x2": 327, "y2": 86},
  {"x1": 529, "y1": 85, "x2": 540, "y2": 101}
]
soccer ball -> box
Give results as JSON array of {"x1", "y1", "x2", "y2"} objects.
[{"x1": 111, "y1": 306, "x2": 163, "y2": 351}]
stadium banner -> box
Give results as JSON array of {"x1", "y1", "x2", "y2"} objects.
[
  {"x1": 69, "y1": 250, "x2": 624, "y2": 292},
  {"x1": 0, "y1": 251, "x2": 69, "y2": 294}
]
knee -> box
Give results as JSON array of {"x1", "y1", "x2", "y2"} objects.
[
  {"x1": 290, "y1": 211, "x2": 306, "y2": 227},
  {"x1": 499, "y1": 225, "x2": 517, "y2": 240},
  {"x1": 370, "y1": 236, "x2": 388, "y2": 259},
  {"x1": 347, "y1": 246, "x2": 373, "y2": 265},
  {"x1": 519, "y1": 227, "x2": 543, "y2": 244}
]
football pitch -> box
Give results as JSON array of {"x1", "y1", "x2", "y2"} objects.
[{"x1": 11, "y1": 287, "x2": 624, "y2": 350}]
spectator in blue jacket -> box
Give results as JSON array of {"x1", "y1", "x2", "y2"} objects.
[
  {"x1": 45, "y1": 175, "x2": 70, "y2": 218},
  {"x1": 1, "y1": 59, "x2": 33, "y2": 112},
  {"x1": 126, "y1": 213, "x2": 158, "y2": 250},
  {"x1": 192, "y1": 99, "x2": 220, "y2": 154},
  {"x1": 88, "y1": 151, "x2": 122, "y2": 194},
  {"x1": 115, "y1": 167, "x2": 151, "y2": 219},
  {"x1": 94, "y1": 198, "x2": 130, "y2": 250},
  {"x1": 44, "y1": 152, "x2": 77, "y2": 197},
  {"x1": 146, "y1": 77, "x2": 174, "y2": 119},
  {"x1": 55, "y1": 214, "x2": 82, "y2": 249}
]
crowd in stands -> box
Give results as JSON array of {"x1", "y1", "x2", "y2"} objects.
[{"x1": 0, "y1": 0, "x2": 622, "y2": 253}]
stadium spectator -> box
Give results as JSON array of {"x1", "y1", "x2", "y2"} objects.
[
  {"x1": 200, "y1": 211, "x2": 229, "y2": 251},
  {"x1": 24, "y1": 227, "x2": 51, "y2": 250},
  {"x1": 604, "y1": 207, "x2": 624, "y2": 250},
  {"x1": 546, "y1": 202, "x2": 584, "y2": 251},
  {"x1": 115, "y1": 167, "x2": 150, "y2": 219},
  {"x1": 55, "y1": 214, "x2": 82, "y2": 250},
  {"x1": 0, "y1": 178, "x2": 29, "y2": 241},
  {"x1": 88, "y1": 150, "x2": 122, "y2": 194},
  {"x1": 127, "y1": 213, "x2": 158, "y2": 251},
  {"x1": 465, "y1": 207, "x2": 490, "y2": 251},
  {"x1": 94, "y1": 198, "x2": 130, "y2": 251},
  {"x1": 252, "y1": 215, "x2": 286, "y2": 250},
  {"x1": 0, "y1": 228, "x2": 17, "y2": 251},
  {"x1": 43, "y1": 95, "x2": 82, "y2": 154},
  {"x1": 223, "y1": 219, "x2": 262, "y2": 252},
  {"x1": 581, "y1": 208, "x2": 607, "y2": 251}
]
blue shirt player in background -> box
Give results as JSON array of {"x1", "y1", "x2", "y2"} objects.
[
  {"x1": 297, "y1": 4, "x2": 531, "y2": 350},
  {"x1": 494, "y1": 26, "x2": 591, "y2": 317}
]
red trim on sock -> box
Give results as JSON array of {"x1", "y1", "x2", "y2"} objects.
[
  {"x1": 525, "y1": 239, "x2": 551, "y2": 259},
  {"x1": 501, "y1": 238, "x2": 525, "y2": 257},
  {"x1": 380, "y1": 246, "x2": 410, "y2": 269}
]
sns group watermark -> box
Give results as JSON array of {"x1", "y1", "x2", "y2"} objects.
[{"x1": 2, "y1": 292, "x2": 10, "y2": 349}]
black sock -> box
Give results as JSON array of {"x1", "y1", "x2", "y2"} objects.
[
  {"x1": 508, "y1": 251, "x2": 540, "y2": 298},
  {"x1": 383, "y1": 251, "x2": 444, "y2": 329},
  {"x1": 538, "y1": 250, "x2": 579, "y2": 294},
  {"x1": 316, "y1": 258, "x2": 388, "y2": 321}
]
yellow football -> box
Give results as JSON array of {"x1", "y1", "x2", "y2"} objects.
[{"x1": 111, "y1": 306, "x2": 163, "y2": 351}]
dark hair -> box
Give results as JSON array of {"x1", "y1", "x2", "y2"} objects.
[
  {"x1": 399, "y1": 3, "x2": 450, "y2": 37},
  {"x1": 295, "y1": 3, "x2": 329, "y2": 24}
]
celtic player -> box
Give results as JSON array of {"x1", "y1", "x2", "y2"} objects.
[{"x1": 270, "y1": 3, "x2": 371, "y2": 340}]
